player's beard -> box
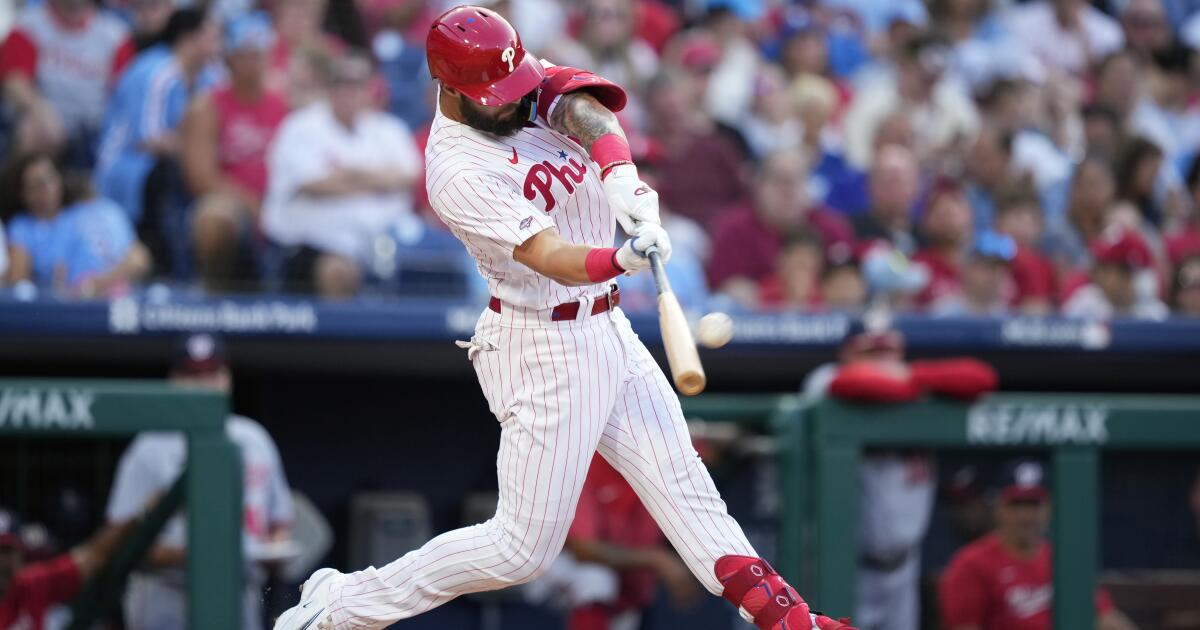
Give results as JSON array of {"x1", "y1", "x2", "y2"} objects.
[{"x1": 459, "y1": 92, "x2": 533, "y2": 137}]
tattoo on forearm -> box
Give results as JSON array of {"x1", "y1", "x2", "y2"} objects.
[{"x1": 549, "y1": 92, "x2": 624, "y2": 150}]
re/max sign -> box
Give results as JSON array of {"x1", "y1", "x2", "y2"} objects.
[
  {"x1": 967, "y1": 403, "x2": 1108, "y2": 445},
  {"x1": 0, "y1": 389, "x2": 95, "y2": 430}
]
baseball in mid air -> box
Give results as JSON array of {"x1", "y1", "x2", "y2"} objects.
[{"x1": 696, "y1": 312, "x2": 734, "y2": 349}]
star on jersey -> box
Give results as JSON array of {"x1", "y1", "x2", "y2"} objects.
[{"x1": 557, "y1": 150, "x2": 569, "y2": 160}]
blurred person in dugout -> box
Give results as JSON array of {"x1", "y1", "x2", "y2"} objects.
[
  {"x1": 527, "y1": 454, "x2": 700, "y2": 630},
  {"x1": 261, "y1": 50, "x2": 423, "y2": 299},
  {"x1": 182, "y1": 11, "x2": 289, "y2": 294},
  {"x1": 0, "y1": 505, "x2": 143, "y2": 630},
  {"x1": 939, "y1": 459, "x2": 1137, "y2": 630},
  {"x1": 803, "y1": 318, "x2": 997, "y2": 630},
  {"x1": 105, "y1": 334, "x2": 294, "y2": 630}
]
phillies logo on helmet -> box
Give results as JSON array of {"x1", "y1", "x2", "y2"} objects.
[{"x1": 427, "y1": 6, "x2": 545, "y2": 106}]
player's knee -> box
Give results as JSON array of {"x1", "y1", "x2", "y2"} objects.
[{"x1": 486, "y1": 522, "x2": 565, "y2": 586}]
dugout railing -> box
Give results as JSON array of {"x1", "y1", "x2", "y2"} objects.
[
  {"x1": 0, "y1": 379, "x2": 242, "y2": 630},
  {"x1": 681, "y1": 392, "x2": 1200, "y2": 630}
]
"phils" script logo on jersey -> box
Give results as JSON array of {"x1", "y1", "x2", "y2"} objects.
[{"x1": 524, "y1": 159, "x2": 588, "y2": 212}]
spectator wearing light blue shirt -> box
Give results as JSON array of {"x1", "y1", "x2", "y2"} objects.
[
  {"x1": 3, "y1": 153, "x2": 150, "y2": 298},
  {"x1": 94, "y1": 8, "x2": 220, "y2": 277}
]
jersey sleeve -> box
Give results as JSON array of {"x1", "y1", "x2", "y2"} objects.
[
  {"x1": 267, "y1": 115, "x2": 329, "y2": 191},
  {"x1": 106, "y1": 438, "x2": 162, "y2": 522},
  {"x1": 0, "y1": 220, "x2": 8, "y2": 280},
  {"x1": 432, "y1": 172, "x2": 556, "y2": 257},
  {"x1": 0, "y1": 29, "x2": 37, "y2": 80},
  {"x1": 140, "y1": 70, "x2": 188, "y2": 142},
  {"x1": 939, "y1": 553, "x2": 989, "y2": 627},
  {"x1": 535, "y1": 64, "x2": 627, "y2": 125},
  {"x1": 110, "y1": 37, "x2": 136, "y2": 80},
  {"x1": 261, "y1": 428, "x2": 294, "y2": 527},
  {"x1": 12, "y1": 553, "x2": 83, "y2": 610}
]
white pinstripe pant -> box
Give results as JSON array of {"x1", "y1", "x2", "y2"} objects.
[{"x1": 328, "y1": 305, "x2": 756, "y2": 628}]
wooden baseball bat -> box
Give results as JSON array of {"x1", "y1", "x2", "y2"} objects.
[{"x1": 647, "y1": 249, "x2": 706, "y2": 396}]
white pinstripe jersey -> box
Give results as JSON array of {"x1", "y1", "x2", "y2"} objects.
[{"x1": 425, "y1": 97, "x2": 616, "y2": 310}]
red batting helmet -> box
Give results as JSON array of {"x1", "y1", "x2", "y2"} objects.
[{"x1": 427, "y1": 6, "x2": 545, "y2": 107}]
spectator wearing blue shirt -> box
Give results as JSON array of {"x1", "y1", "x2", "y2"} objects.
[
  {"x1": 3, "y1": 153, "x2": 150, "y2": 298},
  {"x1": 0, "y1": 219, "x2": 7, "y2": 283},
  {"x1": 94, "y1": 8, "x2": 219, "y2": 277}
]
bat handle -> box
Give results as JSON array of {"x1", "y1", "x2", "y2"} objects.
[{"x1": 645, "y1": 247, "x2": 671, "y2": 296}]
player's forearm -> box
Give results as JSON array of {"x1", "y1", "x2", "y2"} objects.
[
  {"x1": 548, "y1": 92, "x2": 626, "y2": 153},
  {"x1": 71, "y1": 519, "x2": 139, "y2": 579},
  {"x1": 516, "y1": 238, "x2": 605, "y2": 286}
]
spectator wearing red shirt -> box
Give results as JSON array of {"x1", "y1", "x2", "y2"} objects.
[
  {"x1": 563, "y1": 455, "x2": 698, "y2": 630},
  {"x1": 0, "y1": 508, "x2": 139, "y2": 630},
  {"x1": 757, "y1": 231, "x2": 825, "y2": 310},
  {"x1": 993, "y1": 187, "x2": 1056, "y2": 314},
  {"x1": 645, "y1": 43, "x2": 749, "y2": 227},
  {"x1": 939, "y1": 460, "x2": 1136, "y2": 630},
  {"x1": 912, "y1": 179, "x2": 974, "y2": 308},
  {"x1": 0, "y1": 0, "x2": 135, "y2": 164},
  {"x1": 708, "y1": 150, "x2": 854, "y2": 309},
  {"x1": 182, "y1": 13, "x2": 289, "y2": 293}
]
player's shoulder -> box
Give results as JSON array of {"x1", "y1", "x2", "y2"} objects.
[
  {"x1": 952, "y1": 533, "x2": 1005, "y2": 569},
  {"x1": 225, "y1": 414, "x2": 275, "y2": 447}
]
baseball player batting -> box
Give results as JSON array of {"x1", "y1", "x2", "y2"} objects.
[{"x1": 274, "y1": 7, "x2": 855, "y2": 630}]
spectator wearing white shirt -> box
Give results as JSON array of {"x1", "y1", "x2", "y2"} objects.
[
  {"x1": 106, "y1": 334, "x2": 294, "y2": 630},
  {"x1": 263, "y1": 51, "x2": 422, "y2": 299},
  {"x1": 1129, "y1": 44, "x2": 1200, "y2": 165},
  {"x1": 1004, "y1": 0, "x2": 1124, "y2": 78},
  {"x1": 842, "y1": 34, "x2": 980, "y2": 170},
  {"x1": 1063, "y1": 227, "x2": 1169, "y2": 320}
]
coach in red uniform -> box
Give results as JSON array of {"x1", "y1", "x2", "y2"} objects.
[
  {"x1": 0, "y1": 509, "x2": 138, "y2": 630},
  {"x1": 564, "y1": 454, "x2": 698, "y2": 630},
  {"x1": 938, "y1": 460, "x2": 1136, "y2": 630}
]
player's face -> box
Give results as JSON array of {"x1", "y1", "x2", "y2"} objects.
[
  {"x1": 457, "y1": 92, "x2": 533, "y2": 137},
  {"x1": 997, "y1": 499, "x2": 1049, "y2": 548}
]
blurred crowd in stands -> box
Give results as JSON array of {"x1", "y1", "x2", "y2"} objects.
[{"x1": 2, "y1": 0, "x2": 1200, "y2": 318}]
